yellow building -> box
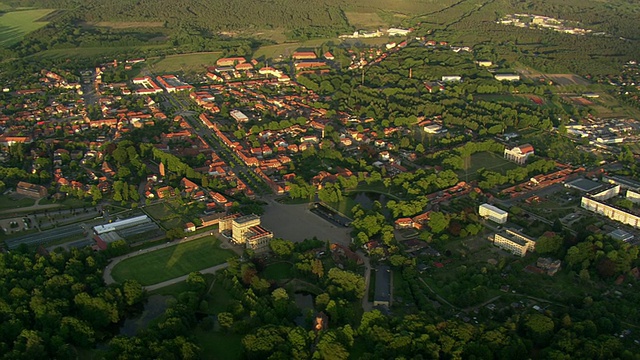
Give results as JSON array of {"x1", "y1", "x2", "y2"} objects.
[{"x1": 494, "y1": 229, "x2": 536, "y2": 257}]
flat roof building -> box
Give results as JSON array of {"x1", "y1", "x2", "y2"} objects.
[
  {"x1": 565, "y1": 178, "x2": 602, "y2": 193},
  {"x1": 374, "y1": 266, "x2": 392, "y2": 307},
  {"x1": 479, "y1": 203, "x2": 508, "y2": 224},
  {"x1": 494, "y1": 229, "x2": 536, "y2": 257},
  {"x1": 93, "y1": 215, "x2": 152, "y2": 235}
]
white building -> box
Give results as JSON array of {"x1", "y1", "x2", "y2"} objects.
[
  {"x1": 93, "y1": 215, "x2": 152, "y2": 235},
  {"x1": 230, "y1": 110, "x2": 249, "y2": 123},
  {"x1": 423, "y1": 124, "x2": 443, "y2": 134},
  {"x1": 387, "y1": 28, "x2": 411, "y2": 36},
  {"x1": 504, "y1": 144, "x2": 534, "y2": 165},
  {"x1": 494, "y1": 74, "x2": 521, "y2": 81},
  {"x1": 589, "y1": 184, "x2": 620, "y2": 201},
  {"x1": 581, "y1": 196, "x2": 640, "y2": 229},
  {"x1": 442, "y1": 75, "x2": 462, "y2": 82},
  {"x1": 627, "y1": 189, "x2": 640, "y2": 204},
  {"x1": 479, "y1": 204, "x2": 508, "y2": 224},
  {"x1": 494, "y1": 229, "x2": 536, "y2": 257}
]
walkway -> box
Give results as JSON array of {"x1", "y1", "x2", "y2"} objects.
[
  {"x1": 358, "y1": 250, "x2": 373, "y2": 312},
  {"x1": 144, "y1": 263, "x2": 229, "y2": 291}
]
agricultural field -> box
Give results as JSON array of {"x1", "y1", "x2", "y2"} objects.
[
  {"x1": 0, "y1": 8, "x2": 55, "y2": 46},
  {"x1": 110, "y1": 236, "x2": 234, "y2": 285},
  {"x1": 147, "y1": 52, "x2": 222, "y2": 73},
  {"x1": 34, "y1": 44, "x2": 169, "y2": 60},
  {"x1": 344, "y1": 12, "x2": 388, "y2": 30}
]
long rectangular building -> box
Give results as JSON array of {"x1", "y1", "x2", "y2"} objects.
[
  {"x1": 494, "y1": 229, "x2": 536, "y2": 257},
  {"x1": 479, "y1": 204, "x2": 508, "y2": 224},
  {"x1": 581, "y1": 196, "x2": 640, "y2": 229}
]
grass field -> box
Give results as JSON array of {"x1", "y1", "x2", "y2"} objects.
[
  {"x1": 344, "y1": 12, "x2": 388, "y2": 29},
  {"x1": 456, "y1": 152, "x2": 518, "y2": 181},
  {"x1": 0, "y1": 9, "x2": 55, "y2": 46},
  {"x1": 253, "y1": 38, "x2": 329, "y2": 60},
  {"x1": 263, "y1": 262, "x2": 294, "y2": 280},
  {"x1": 148, "y1": 52, "x2": 222, "y2": 73},
  {"x1": 111, "y1": 236, "x2": 235, "y2": 285},
  {"x1": 206, "y1": 281, "x2": 235, "y2": 314},
  {"x1": 0, "y1": 195, "x2": 35, "y2": 211},
  {"x1": 34, "y1": 44, "x2": 169, "y2": 59}
]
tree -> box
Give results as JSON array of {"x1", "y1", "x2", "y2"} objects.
[
  {"x1": 218, "y1": 312, "x2": 234, "y2": 330},
  {"x1": 428, "y1": 212, "x2": 449, "y2": 234},
  {"x1": 270, "y1": 238, "x2": 294, "y2": 258},
  {"x1": 327, "y1": 268, "x2": 365, "y2": 300},
  {"x1": 524, "y1": 314, "x2": 555, "y2": 345},
  {"x1": 123, "y1": 280, "x2": 145, "y2": 306},
  {"x1": 536, "y1": 234, "x2": 563, "y2": 255},
  {"x1": 186, "y1": 272, "x2": 207, "y2": 294}
]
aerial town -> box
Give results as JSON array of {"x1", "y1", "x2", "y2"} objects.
[{"x1": 1, "y1": 0, "x2": 640, "y2": 358}]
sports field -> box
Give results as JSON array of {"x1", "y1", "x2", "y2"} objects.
[
  {"x1": 0, "y1": 9, "x2": 55, "y2": 46},
  {"x1": 111, "y1": 236, "x2": 235, "y2": 285}
]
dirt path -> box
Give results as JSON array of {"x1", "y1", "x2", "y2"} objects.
[{"x1": 144, "y1": 263, "x2": 229, "y2": 291}]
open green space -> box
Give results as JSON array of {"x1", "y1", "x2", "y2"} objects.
[
  {"x1": 205, "y1": 280, "x2": 235, "y2": 314},
  {"x1": 0, "y1": 195, "x2": 35, "y2": 211},
  {"x1": 0, "y1": 8, "x2": 54, "y2": 46},
  {"x1": 456, "y1": 151, "x2": 518, "y2": 181},
  {"x1": 33, "y1": 44, "x2": 169, "y2": 60},
  {"x1": 144, "y1": 200, "x2": 189, "y2": 230},
  {"x1": 253, "y1": 38, "x2": 329, "y2": 60},
  {"x1": 195, "y1": 330, "x2": 243, "y2": 360},
  {"x1": 111, "y1": 236, "x2": 235, "y2": 285},
  {"x1": 148, "y1": 52, "x2": 222, "y2": 74},
  {"x1": 263, "y1": 262, "x2": 294, "y2": 280}
]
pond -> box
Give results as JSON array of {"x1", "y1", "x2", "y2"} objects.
[
  {"x1": 119, "y1": 294, "x2": 171, "y2": 337},
  {"x1": 352, "y1": 192, "x2": 390, "y2": 217}
]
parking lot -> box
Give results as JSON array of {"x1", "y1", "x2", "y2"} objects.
[{"x1": 260, "y1": 199, "x2": 351, "y2": 246}]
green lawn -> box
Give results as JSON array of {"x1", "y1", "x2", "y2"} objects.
[
  {"x1": 263, "y1": 262, "x2": 294, "y2": 280},
  {"x1": 206, "y1": 281, "x2": 235, "y2": 314},
  {"x1": 148, "y1": 52, "x2": 222, "y2": 74},
  {"x1": 34, "y1": 44, "x2": 168, "y2": 59},
  {"x1": 0, "y1": 195, "x2": 35, "y2": 211},
  {"x1": 456, "y1": 151, "x2": 518, "y2": 181},
  {"x1": 195, "y1": 330, "x2": 243, "y2": 360},
  {"x1": 0, "y1": 9, "x2": 54, "y2": 46},
  {"x1": 111, "y1": 236, "x2": 235, "y2": 285}
]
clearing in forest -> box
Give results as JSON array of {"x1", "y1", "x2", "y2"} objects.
[{"x1": 0, "y1": 8, "x2": 55, "y2": 46}]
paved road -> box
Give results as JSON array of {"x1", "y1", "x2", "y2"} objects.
[
  {"x1": 359, "y1": 250, "x2": 373, "y2": 312},
  {"x1": 102, "y1": 231, "x2": 215, "y2": 285},
  {"x1": 144, "y1": 262, "x2": 229, "y2": 291}
]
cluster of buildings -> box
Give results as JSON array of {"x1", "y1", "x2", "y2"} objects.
[
  {"x1": 339, "y1": 27, "x2": 412, "y2": 39},
  {"x1": 564, "y1": 117, "x2": 640, "y2": 146},
  {"x1": 498, "y1": 14, "x2": 598, "y2": 36},
  {"x1": 581, "y1": 182, "x2": 640, "y2": 229}
]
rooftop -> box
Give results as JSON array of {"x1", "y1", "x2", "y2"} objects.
[{"x1": 374, "y1": 265, "x2": 391, "y2": 304}]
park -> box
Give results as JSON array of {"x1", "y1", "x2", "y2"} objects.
[{"x1": 110, "y1": 235, "x2": 235, "y2": 286}]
